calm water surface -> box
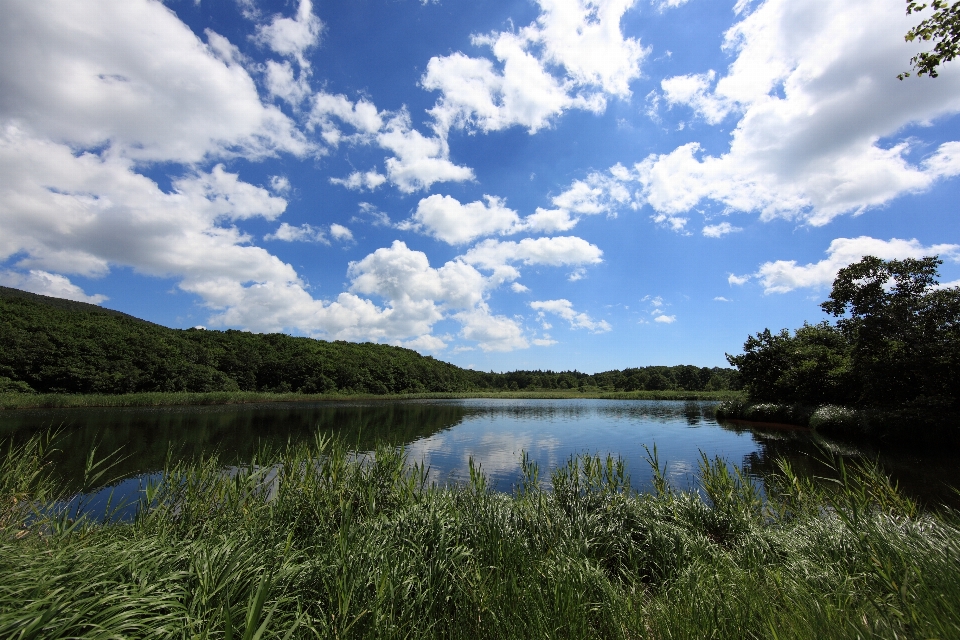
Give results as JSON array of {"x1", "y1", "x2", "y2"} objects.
[{"x1": 2, "y1": 399, "x2": 958, "y2": 516}]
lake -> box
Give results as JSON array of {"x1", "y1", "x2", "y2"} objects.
[{"x1": 2, "y1": 398, "x2": 958, "y2": 517}]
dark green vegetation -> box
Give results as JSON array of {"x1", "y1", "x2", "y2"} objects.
[
  {"x1": 3, "y1": 432, "x2": 959, "y2": 638},
  {"x1": 901, "y1": 0, "x2": 960, "y2": 79},
  {"x1": 723, "y1": 256, "x2": 960, "y2": 443},
  {"x1": 0, "y1": 286, "x2": 739, "y2": 400}
]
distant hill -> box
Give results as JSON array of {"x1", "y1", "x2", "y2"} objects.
[
  {"x1": 0, "y1": 286, "x2": 157, "y2": 325},
  {"x1": 0, "y1": 287, "x2": 739, "y2": 395}
]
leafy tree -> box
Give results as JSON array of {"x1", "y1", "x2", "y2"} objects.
[
  {"x1": 900, "y1": 0, "x2": 960, "y2": 79},
  {"x1": 822, "y1": 255, "x2": 960, "y2": 409},
  {"x1": 729, "y1": 255, "x2": 960, "y2": 416},
  {"x1": 726, "y1": 322, "x2": 852, "y2": 404}
]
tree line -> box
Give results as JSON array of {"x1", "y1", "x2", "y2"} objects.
[
  {"x1": 0, "y1": 287, "x2": 739, "y2": 396},
  {"x1": 727, "y1": 256, "x2": 960, "y2": 428}
]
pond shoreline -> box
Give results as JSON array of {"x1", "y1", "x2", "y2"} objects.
[
  {"x1": 716, "y1": 399, "x2": 960, "y2": 450},
  {"x1": 0, "y1": 389, "x2": 744, "y2": 410}
]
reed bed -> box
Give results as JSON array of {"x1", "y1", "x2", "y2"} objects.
[
  {"x1": 0, "y1": 389, "x2": 743, "y2": 411},
  {"x1": 1, "y1": 432, "x2": 958, "y2": 639}
]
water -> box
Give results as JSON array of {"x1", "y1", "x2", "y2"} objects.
[{"x1": 2, "y1": 398, "x2": 958, "y2": 519}]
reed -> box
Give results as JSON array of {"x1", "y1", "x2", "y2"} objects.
[
  {"x1": 0, "y1": 389, "x2": 745, "y2": 410},
  {"x1": 1, "y1": 432, "x2": 957, "y2": 638}
]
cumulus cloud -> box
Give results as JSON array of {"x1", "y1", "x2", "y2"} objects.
[
  {"x1": 309, "y1": 92, "x2": 384, "y2": 147},
  {"x1": 0, "y1": 269, "x2": 107, "y2": 304},
  {"x1": 463, "y1": 237, "x2": 604, "y2": 282},
  {"x1": 634, "y1": 0, "x2": 960, "y2": 226},
  {"x1": 329, "y1": 224, "x2": 354, "y2": 243},
  {"x1": 455, "y1": 305, "x2": 529, "y2": 351},
  {"x1": 0, "y1": 0, "x2": 544, "y2": 354},
  {"x1": 401, "y1": 195, "x2": 521, "y2": 244},
  {"x1": 530, "y1": 299, "x2": 612, "y2": 333},
  {"x1": 745, "y1": 237, "x2": 960, "y2": 294},
  {"x1": 654, "y1": 314, "x2": 676, "y2": 323},
  {"x1": 377, "y1": 111, "x2": 475, "y2": 192},
  {"x1": 263, "y1": 60, "x2": 312, "y2": 105},
  {"x1": 254, "y1": 0, "x2": 322, "y2": 67},
  {"x1": 0, "y1": 0, "x2": 310, "y2": 163},
  {"x1": 422, "y1": 0, "x2": 645, "y2": 136}
]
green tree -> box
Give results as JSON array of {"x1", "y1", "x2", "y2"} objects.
[
  {"x1": 821, "y1": 255, "x2": 960, "y2": 409},
  {"x1": 900, "y1": 0, "x2": 960, "y2": 78},
  {"x1": 726, "y1": 322, "x2": 852, "y2": 404}
]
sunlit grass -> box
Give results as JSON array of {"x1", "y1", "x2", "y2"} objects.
[{"x1": 2, "y1": 431, "x2": 957, "y2": 638}]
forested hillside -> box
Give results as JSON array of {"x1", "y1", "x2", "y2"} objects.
[{"x1": 0, "y1": 287, "x2": 739, "y2": 395}]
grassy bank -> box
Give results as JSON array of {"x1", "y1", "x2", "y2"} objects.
[
  {"x1": 715, "y1": 399, "x2": 960, "y2": 447},
  {"x1": 2, "y1": 433, "x2": 958, "y2": 638},
  {"x1": 0, "y1": 389, "x2": 745, "y2": 410}
]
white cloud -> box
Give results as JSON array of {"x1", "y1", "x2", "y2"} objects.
[
  {"x1": 660, "y1": 71, "x2": 727, "y2": 124},
  {"x1": 264, "y1": 222, "x2": 328, "y2": 243},
  {"x1": 455, "y1": 305, "x2": 529, "y2": 351},
  {"x1": 702, "y1": 222, "x2": 742, "y2": 237},
  {"x1": 401, "y1": 195, "x2": 521, "y2": 245},
  {"x1": 728, "y1": 273, "x2": 751, "y2": 286},
  {"x1": 0, "y1": 0, "x2": 534, "y2": 354},
  {"x1": 378, "y1": 112, "x2": 475, "y2": 192},
  {"x1": 0, "y1": 0, "x2": 310, "y2": 164},
  {"x1": 463, "y1": 237, "x2": 604, "y2": 281},
  {"x1": 400, "y1": 334, "x2": 448, "y2": 352},
  {"x1": 714, "y1": 296, "x2": 731, "y2": 302},
  {"x1": 532, "y1": 337, "x2": 558, "y2": 346},
  {"x1": 530, "y1": 299, "x2": 612, "y2": 333},
  {"x1": 653, "y1": 314, "x2": 676, "y2": 323},
  {"x1": 750, "y1": 236, "x2": 960, "y2": 293},
  {"x1": 309, "y1": 92, "x2": 384, "y2": 146},
  {"x1": 0, "y1": 269, "x2": 107, "y2": 304},
  {"x1": 254, "y1": 0, "x2": 322, "y2": 67},
  {"x1": 531, "y1": 0, "x2": 646, "y2": 97},
  {"x1": 551, "y1": 165, "x2": 633, "y2": 215},
  {"x1": 633, "y1": 0, "x2": 960, "y2": 226},
  {"x1": 329, "y1": 170, "x2": 387, "y2": 191},
  {"x1": 511, "y1": 282, "x2": 530, "y2": 293},
  {"x1": 352, "y1": 202, "x2": 392, "y2": 227},
  {"x1": 421, "y1": 0, "x2": 645, "y2": 136},
  {"x1": 263, "y1": 60, "x2": 312, "y2": 105},
  {"x1": 655, "y1": 0, "x2": 691, "y2": 9},
  {"x1": 269, "y1": 175, "x2": 291, "y2": 194},
  {"x1": 329, "y1": 224, "x2": 354, "y2": 243},
  {"x1": 521, "y1": 208, "x2": 579, "y2": 233}
]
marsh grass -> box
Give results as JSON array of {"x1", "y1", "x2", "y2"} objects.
[
  {"x1": 0, "y1": 389, "x2": 744, "y2": 411},
  {"x1": 2, "y1": 432, "x2": 958, "y2": 639}
]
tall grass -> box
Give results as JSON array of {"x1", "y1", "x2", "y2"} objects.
[
  {"x1": 0, "y1": 389, "x2": 744, "y2": 410},
  {"x1": 2, "y1": 432, "x2": 958, "y2": 638}
]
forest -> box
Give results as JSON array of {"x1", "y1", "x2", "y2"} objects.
[
  {"x1": 724, "y1": 256, "x2": 960, "y2": 440},
  {"x1": 0, "y1": 286, "x2": 739, "y2": 397}
]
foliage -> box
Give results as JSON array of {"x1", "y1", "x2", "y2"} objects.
[
  {"x1": 727, "y1": 256, "x2": 960, "y2": 436},
  {"x1": 901, "y1": 0, "x2": 960, "y2": 79},
  {"x1": 726, "y1": 322, "x2": 852, "y2": 404},
  {"x1": 0, "y1": 286, "x2": 740, "y2": 397},
  {"x1": 2, "y1": 432, "x2": 959, "y2": 638},
  {"x1": 822, "y1": 255, "x2": 960, "y2": 410}
]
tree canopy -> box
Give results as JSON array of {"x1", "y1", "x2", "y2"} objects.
[
  {"x1": 728, "y1": 255, "x2": 960, "y2": 415},
  {"x1": 901, "y1": 0, "x2": 960, "y2": 79}
]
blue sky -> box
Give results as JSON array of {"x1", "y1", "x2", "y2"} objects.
[{"x1": 1, "y1": 0, "x2": 959, "y2": 372}]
